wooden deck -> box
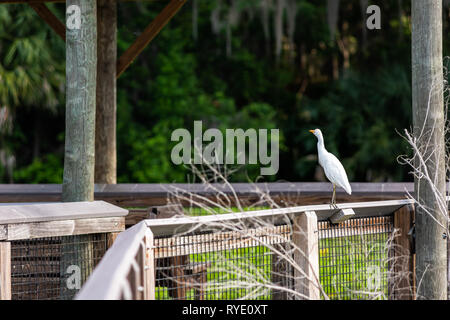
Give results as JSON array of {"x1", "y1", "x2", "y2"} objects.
[{"x1": 0, "y1": 182, "x2": 415, "y2": 207}]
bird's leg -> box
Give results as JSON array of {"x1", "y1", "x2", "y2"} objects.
[
  {"x1": 330, "y1": 184, "x2": 338, "y2": 209},
  {"x1": 331, "y1": 184, "x2": 336, "y2": 205}
]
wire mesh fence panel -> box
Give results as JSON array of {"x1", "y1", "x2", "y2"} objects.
[
  {"x1": 154, "y1": 225, "x2": 293, "y2": 300},
  {"x1": 153, "y1": 213, "x2": 395, "y2": 300},
  {"x1": 10, "y1": 233, "x2": 108, "y2": 300},
  {"x1": 318, "y1": 216, "x2": 393, "y2": 300}
]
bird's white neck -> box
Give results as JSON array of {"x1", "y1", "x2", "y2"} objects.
[{"x1": 316, "y1": 134, "x2": 325, "y2": 150}]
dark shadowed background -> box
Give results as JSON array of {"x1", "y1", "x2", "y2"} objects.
[{"x1": 1, "y1": 0, "x2": 449, "y2": 184}]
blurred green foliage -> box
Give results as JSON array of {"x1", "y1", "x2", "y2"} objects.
[{"x1": 2, "y1": 1, "x2": 449, "y2": 184}]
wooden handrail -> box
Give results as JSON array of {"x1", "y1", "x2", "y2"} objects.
[
  {"x1": 75, "y1": 221, "x2": 153, "y2": 300},
  {"x1": 144, "y1": 198, "x2": 415, "y2": 236}
]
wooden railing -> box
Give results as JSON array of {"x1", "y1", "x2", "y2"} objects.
[
  {"x1": 75, "y1": 199, "x2": 416, "y2": 300},
  {"x1": 0, "y1": 201, "x2": 128, "y2": 300},
  {"x1": 75, "y1": 221, "x2": 154, "y2": 300},
  {"x1": 0, "y1": 182, "x2": 414, "y2": 207}
]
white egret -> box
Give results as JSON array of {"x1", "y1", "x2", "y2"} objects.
[{"x1": 309, "y1": 129, "x2": 351, "y2": 206}]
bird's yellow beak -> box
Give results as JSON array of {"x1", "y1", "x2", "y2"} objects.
[{"x1": 309, "y1": 130, "x2": 315, "y2": 134}]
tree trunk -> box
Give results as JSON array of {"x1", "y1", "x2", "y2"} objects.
[
  {"x1": 411, "y1": 0, "x2": 447, "y2": 300},
  {"x1": 62, "y1": 0, "x2": 97, "y2": 201},
  {"x1": 95, "y1": 0, "x2": 117, "y2": 184}
]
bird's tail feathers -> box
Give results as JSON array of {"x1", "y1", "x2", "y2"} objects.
[{"x1": 343, "y1": 182, "x2": 352, "y2": 195}]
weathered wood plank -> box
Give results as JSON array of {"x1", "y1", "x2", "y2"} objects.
[
  {"x1": 145, "y1": 199, "x2": 414, "y2": 236},
  {"x1": 95, "y1": 0, "x2": 117, "y2": 184},
  {"x1": 292, "y1": 211, "x2": 320, "y2": 300},
  {"x1": 389, "y1": 204, "x2": 415, "y2": 300},
  {"x1": 116, "y1": 0, "x2": 187, "y2": 77},
  {"x1": 154, "y1": 225, "x2": 291, "y2": 258},
  {"x1": 6, "y1": 217, "x2": 125, "y2": 241},
  {"x1": 0, "y1": 201, "x2": 128, "y2": 225},
  {"x1": 0, "y1": 242, "x2": 11, "y2": 300},
  {"x1": 0, "y1": 182, "x2": 417, "y2": 207}
]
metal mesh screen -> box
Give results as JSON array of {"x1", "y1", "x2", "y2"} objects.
[
  {"x1": 11, "y1": 233, "x2": 108, "y2": 300},
  {"x1": 153, "y1": 215, "x2": 394, "y2": 300},
  {"x1": 318, "y1": 216, "x2": 393, "y2": 300},
  {"x1": 154, "y1": 226, "x2": 292, "y2": 300}
]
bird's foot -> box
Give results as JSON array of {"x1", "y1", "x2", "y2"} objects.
[{"x1": 329, "y1": 202, "x2": 338, "y2": 210}]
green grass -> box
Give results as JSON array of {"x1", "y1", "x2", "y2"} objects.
[
  {"x1": 156, "y1": 246, "x2": 273, "y2": 300},
  {"x1": 318, "y1": 235, "x2": 389, "y2": 300}
]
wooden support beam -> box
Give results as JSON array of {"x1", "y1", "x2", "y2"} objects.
[
  {"x1": 95, "y1": 0, "x2": 117, "y2": 184},
  {"x1": 389, "y1": 204, "x2": 415, "y2": 300},
  {"x1": 0, "y1": 242, "x2": 11, "y2": 300},
  {"x1": 29, "y1": 3, "x2": 65, "y2": 41},
  {"x1": 116, "y1": 0, "x2": 187, "y2": 78},
  {"x1": 292, "y1": 211, "x2": 320, "y2": 300}
]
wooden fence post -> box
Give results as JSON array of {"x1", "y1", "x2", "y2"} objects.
[
  {"x1": 144, "y1": 229, "x2": 155, "y2": 300},
  {"x1": 292, "y1": 211, "x2": 320, "y2": 300},
  {"x1": 0, "y1": 242, "x2": 11, "y2": 300},
  {"x1": 107, "y1": 232, "x2": 120, "y2": 249},
  {"x1": 389, "y1": 205, "x2": 415, "y2": 300}
]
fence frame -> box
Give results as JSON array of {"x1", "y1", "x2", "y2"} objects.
[
  {"x1": 0, "y1": 201, "x2": 128, "y2": 300},
  {"x1": 76, "y1": 198, "x2": 415, "y2": 300},
  {"x1": 0, "y1": 242, "x2": 11, "y2": 299},
  {"x1": 389, "y1": 203, "x2": 415, "y2": 299}
]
